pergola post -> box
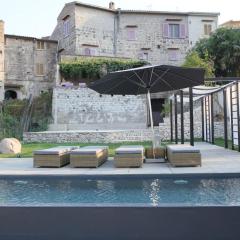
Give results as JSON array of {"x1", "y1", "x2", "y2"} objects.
[
  {"x1": 204, "y1": 97, "x2": 208, "y2": 142},
  {"x1": 201, "y1": 97, "x2": 205, "y2": 142},
  {"x1": 174, "y1": 93, "x2": 178, "y2": 144},
  {"x1": 230, "y1": 86, "x2": 234, "y2": 150},
  {"x1": 189, "y1": 87, "x2": 194, "y2": 146},
  {"x1": 223, "y1": 89, "x2": 228, "y2": 149},
  {"x1": 236, "y1": 82, "x2": 240, "y2": 152},
  {"x1": 211, "y1": 93, "x2": 214, "y2": 144},
  {"x1": 170, "y1": 99, "x2": 173, "y2": 142},
  {"x1": 180, "y1": 90, "x2": 184, "y2": 144}
]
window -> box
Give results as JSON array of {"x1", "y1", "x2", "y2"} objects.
[
  {"x1": 84, "y1": 48, "x2": 96, "y2": 56},
  {"x1": 163, "y1": 23, "x2": 186, "y2": 39},
  {"x1": 37, "y1": 41, "x2": 44, "y2": 50},
  {"x1": 36, "y1": 63, "x2": 44, "y2": 76},
  {"x1": 138, "y1": 52, "x2": 149, "y2": 61},
  {"x1": 63, "y1": 19, "x2": 70, "y2": 37},
  {"x1": 204, "y1": 24, "x2": 212, "y2": 35},
  {"x1": 127, "y1": 29, "x2": 136, "y2": 41},
  {"x1": 168, "y1": 50, "x2": 178, "y2": 61},
  {"x1": 169, "y1": 24, "x2": 180, "y2": 38}
]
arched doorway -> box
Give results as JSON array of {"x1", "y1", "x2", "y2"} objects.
[{"x1": 4, "y1": 90, "x2": 17, "y2": 100}]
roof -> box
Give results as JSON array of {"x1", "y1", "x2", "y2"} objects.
[
  {"x1": 4, "y1": 34, "x2": 58, "y2": 43},
  {"x1": 220, "y1": 20, "x2": 240, "y2": 27},
  {"x1": 66, "y1": 1, "x2": 219, "y2": 17}
]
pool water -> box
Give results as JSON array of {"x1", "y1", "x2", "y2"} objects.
[{"x1": 0, "y1": 177, "x2": 239, "y2": 206}]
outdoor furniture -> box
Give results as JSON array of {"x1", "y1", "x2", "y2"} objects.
[
  {"x1": 33, "y1": 146, "x2": 79, "y2": 168},
  {"x1": 167, "y1": 144, "x2": 201, "y2": 167},
  {"x1": 70, "y1": 146, "x2": 108, "y2": 168},
  {"x1": 114, "y1": 145, "x2": 144, "y2": 168},
  {"x1": 145, "y1": 147, "x2": 166, "y2": 159}
]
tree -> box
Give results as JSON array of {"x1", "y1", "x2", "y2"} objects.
[
  {"x1": 182, "y1": 51, "x2": 215, "y2": 78},
  {"x1": 194, "y1": 28, "x2": 240, "y2": 77}
]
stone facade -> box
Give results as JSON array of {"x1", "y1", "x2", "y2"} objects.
[
  {"x1": 0, "y1": 20, "x2": 4, "y2": 101},
  {"x1": 49, "y1": 87, "x2": 148, "y2": 130},
  {"x1": 4, "y1": 35, "x2": 58, "y2": 99},
  {"x1": 51, "y1": 2, "x2": 219, "y2": 65}
]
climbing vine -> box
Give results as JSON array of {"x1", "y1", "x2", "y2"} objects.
[{"x1": 59, "y1": 57, "x2": 147, "y2": 83}]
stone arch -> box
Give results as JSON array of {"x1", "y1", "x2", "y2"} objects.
[{"x1": 4, "y1": 90, "x2": 17, "y2": 100}]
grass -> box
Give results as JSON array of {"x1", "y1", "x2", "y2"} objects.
[
  {"x1": 0, "y1": 138, "x2": 236, "y2": 159},
  {"x1": 0, "y1": 142, "x2": 152, "y2": 158}
]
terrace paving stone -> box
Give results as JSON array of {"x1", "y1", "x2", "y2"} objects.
[{"x1": 0, "y1": 142, "x2": 240, "y2": 176}]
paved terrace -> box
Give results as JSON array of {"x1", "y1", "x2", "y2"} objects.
[{"x1": 0, "y1": 142, "x2": 240, "y2": 176}]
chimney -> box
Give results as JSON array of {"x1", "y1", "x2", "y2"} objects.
[
  {"x1": 109, "y1": 2, "x2": 115, "y2": 10},
  {"x1": 0, "y1": 20, "x2": 4, "y2": 101}
]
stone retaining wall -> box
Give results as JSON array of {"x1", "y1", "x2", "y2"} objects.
[{"x1": 23, "y1": 121, "x2": 225, "y2": 143}]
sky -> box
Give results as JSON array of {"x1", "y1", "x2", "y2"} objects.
[{"x1": 0, "y1": 0, "x2": 239, "y2": 38}]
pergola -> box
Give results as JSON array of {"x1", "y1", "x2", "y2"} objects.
[{"x1": 169, "y1": 77, "x2": 240, "y2": 150}]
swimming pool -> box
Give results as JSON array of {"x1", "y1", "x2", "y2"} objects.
[
  {"x1": 0, "y1": 175, "x2": 240, "y2": 206},
  {"x1": 0, "y1": 175, "x2": 240, "y2": 240}
]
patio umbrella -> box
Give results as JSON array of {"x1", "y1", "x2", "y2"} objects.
[{"x1": 88, "y1": 65, "x2": 205, "y2": 149}]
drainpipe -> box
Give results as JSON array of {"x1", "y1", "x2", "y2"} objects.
[{"x1": 113, "y1": 8, "x2": 121, "y2": 57}]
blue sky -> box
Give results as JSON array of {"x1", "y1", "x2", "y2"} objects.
[{"x1": 0, "y1": 0, "x2": 238, "y2": 38}]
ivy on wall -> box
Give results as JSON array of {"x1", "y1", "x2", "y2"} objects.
[{"x1": 59, "y1": 57, "x2": 147, "y2": 83}]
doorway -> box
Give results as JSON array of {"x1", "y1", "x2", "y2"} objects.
[
  {"x1": 4, "y1": 90, "x2": 17, "y2": 100},
  {"x1": 150, "y1": 98, "x2": 165, "y2": 126}
]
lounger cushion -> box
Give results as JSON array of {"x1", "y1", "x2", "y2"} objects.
[
  {"x1": 115, "y1": 145, "x2": 144, "y2": 155},
  {"x1": 71, "y1": 146, "x2": 108, "y2": 155},
  {"x1": 167, "y1": 145, "x2": 200, "y2": 153},
  {"x1": 34, "y1": 146, "x2": 78, "y2": 155}
]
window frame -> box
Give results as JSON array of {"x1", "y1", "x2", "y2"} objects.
[
  {"x1": 36, "y1": 41, "x2": 45, "y2": 50},
  {"x1": 63, "y1": 18, "x2": 70, "y2": 37},
  {"x1": 127, "y1": 29, "x2": 136, "y2": 41},
  {"x1": 204, "y1": 24, "x2": 212, "y2": 35},
  {"x1": 168, "y1": 24, "x2": 180, "y2": 39},
  {"x1": 168, "y1": 49, "x2": 179, "y2": 61},
  {"x1": 36, "y1": 63, "x2": 45, "y2": 76}
]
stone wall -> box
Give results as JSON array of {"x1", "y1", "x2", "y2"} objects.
[
  {"x1": 4, "y1": 36, "x2": 58, "y2": 99},
  {"x1": 0, "y1": 20, "x2": 4, "y2": 101},
  {"x1": 49, "y1": 87, "x2": 148, "y2": 131},
  {"x1": 24, "y1": 121, "x2": 225, "y2": 143}
]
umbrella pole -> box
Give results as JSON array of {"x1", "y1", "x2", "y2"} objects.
[{"x1": 147, "y1": 90, "x2": 155, "y2": 159}]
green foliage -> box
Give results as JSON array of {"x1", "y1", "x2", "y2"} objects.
[
  {"x1": 0, "y1": 100, "x2": 25, "y2": 139},
  {"x1": 60, "y1": 57, "x2": 147, "y2": 83},
  {"x1": 161, "y1": 100, "x2": 171, "y2": 117},
  {"x1": 182, "y1": 51, "x2": 215, "y2": 78},
  {"x1": 0, "y1": 92, "x2": 53, "y2": 140},
  {"x1": 29, "y1": 91, "x2": 53, "y2": 132},
  {"x1": 194, "y1": 28, "x2": 240, "y2": 77}
]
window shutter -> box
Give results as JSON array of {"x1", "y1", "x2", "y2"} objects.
[
  {"x1": 168, "y1": 50, "x2": 178, "y2": 61},
  {"x1": 163, "y1": 23, "x2": 169, "y2": 38},
  {"x1": 127, "y1": 29, "x2": 136, "y2": 41},
  {"x1": 84, "y1": 48, "x2": 91, "y2": 56},
  {"x1": 180, "y1": 24, "x2": 186, "y2": 38}
]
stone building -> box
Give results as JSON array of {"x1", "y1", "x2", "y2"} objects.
[
  {"x1": 51, "y1": 1, "x2": 219, "y2": 65},
  {"x1": 0, "y1": 21, "x2": 58, "y2": 100},
  {"x1": 220, "y1": 20, "x2": 240, "y2": 29}
]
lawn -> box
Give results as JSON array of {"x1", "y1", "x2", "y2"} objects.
[
  {"x1": 0, "y1": 138, "x2": 233, "y2": 158},
  {"x1": 0, "y1": 142, "x2": 152, "y2": 158}
]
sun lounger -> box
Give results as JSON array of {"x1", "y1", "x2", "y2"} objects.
[
  {"x1": 70, "y1": 146, "x2": 108, "y2": 168},
  {"x1": 33, "y1": 146, "x2": 79, "y2": 168},
  {"x1": 167, "y1": 144, "x2": 201, "y2": 167},
  {"x1": 114, "y1": 145, "x2": 144, "y2": 168}
]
